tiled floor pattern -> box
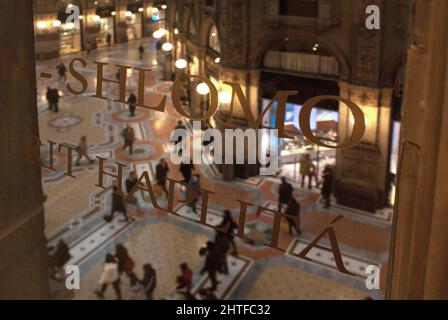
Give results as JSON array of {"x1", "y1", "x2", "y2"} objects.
[
  {"x1": 245, "y1": 264, "x2": 368, "y2": 300},
  {"x1": 38, "y1": 39, "x2": 391, "y2": 300}
]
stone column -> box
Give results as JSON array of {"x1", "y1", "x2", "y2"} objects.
[
  {"x1": 334, "y1": 0, "x2": 392, "y2": 212},
  {"x1": 336, "y1": 82, "x2": 392, "y2": 212},
  {"x1": 0, "y1": 0, "x2": 49, "y2": 299},
  {"x1": 388, "y1": 0, "x2": 448, "y2": 300}
]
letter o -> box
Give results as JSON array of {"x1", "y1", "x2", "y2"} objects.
[
  {"x1": 172, "y1": 74, "x2": 218, "y2": 120},
  {"x1": 299, "y1": 95, "x2": 366, "y2": 149}
]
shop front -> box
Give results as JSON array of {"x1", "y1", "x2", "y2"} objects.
[
  {"x1": 259, "y1": 72, "x2": 340, "y2": 185},
  {"x1": 96, "y1": 6, "x2": 115, "y2": 47},
  {"x1": 57, "y1": 10, "x2": 82, "y2": 55},
  {"x1": 260, "y1": 98, "x2": 339, "y2": 184},
  {"x1": 126, "y1": 2, "x2": 144, "y2": 41}
]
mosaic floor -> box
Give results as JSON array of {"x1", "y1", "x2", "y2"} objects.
[{"x1": 37, "y1": 39, "x2": 391, "y2": 300}]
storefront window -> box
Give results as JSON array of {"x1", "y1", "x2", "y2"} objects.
[
  {"x1": 97, "y1": 16, "x2": 114, "y2": 47},
  {"x1": 59, "y1": 22, "x2": 81, "y2": 55},
  {"x1": 261, "y1": 99, "x2": 339, "y2": 183},
  {"x1": 126, "y1": 13, "x2": 142, "y2": 40}
]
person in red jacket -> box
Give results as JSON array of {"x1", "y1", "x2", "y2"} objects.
[{"x1": 176, "y1": 263, "x2": 193, "y2": 294}]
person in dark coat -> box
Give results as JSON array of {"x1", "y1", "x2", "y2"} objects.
[
  {"x1": 141, "y1": 263, "x2": 156, "y2": 300},
  {"x1": 321, "y1": 166, "x2": 334, "y2": 209},
  {"x1": 46, "y1": 86, "x2": 53, "y2": 111},
  {"x1": 48, "y1": 88, "x2": 60, "y2": 112},
  {"x1": 106, "y1": 32, "x2": 112, "y2": 46},
  {"x1": 127, "y1": 93, "x2": 137, "y2": 117},
  {"x1": 114, "y1": 244, "x2": 134, "y2": 276},
  {"x1": 125, "y1": 171, "x2": 138, "y2": 195},
  {"x1": 180, "y1": 161, "x2": 195, "y2": 183},
  {"x1": 200, "y1": 241, "x2": 221, "y2": 291},
  {"x1": 187, "y1": 175, "x2": 201, "y2": 214},
  {"x1": 155, "y1": 158, "x2": 169, "y2": 197},
  {"x1": 284, "y1": 197, "x2": 301, "y2": 236},
  {"x1": 57, "y1": 63, "x2": 67, "y2": 82},
  {"x1": 53, "y1": 239, "x2": 71, "y2": 277},
  {"x1": 216, "y1": 210, "x2": 238, "y2": 256},
  {"x1": 278, "y1": 176, "x2": 293, "y2": 212},
  {"x1": 138, "y1": 44, "x2": 145, "y2": 59},
  {"x1": 110, "y1": 185, "x2": 129, "y2": 222},
  {"x1": 122, "y1": 125, "x2": 136, "y2": 155}
]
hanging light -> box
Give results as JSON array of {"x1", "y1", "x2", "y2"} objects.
[
  {"x1": 214, "y1": 57, "x2": 221, "y2": 64},
  {"x1": 162, "y1": 42, "x2": 173, "y2": 52},
  {"x1": 174, "y1": 28, "x2": 179, "y2": 35},
  {"x1": 93, "y1": 15, "x2": 101, "y2": 22},
  {"x1": 175, "y1": 59, "x2": 187, "y2": 69},
  {"x1": 161, "y1": 4, "x2": 167, "y2": 10},
  {"x1": 79, "y1": 15, "x2": 84, "y2": 20},
  {"x1": 125, "y1": 11, "x2": 132, "y2": 17},
  {"x1": 111, "y1": 11, "x2": 116, "y2": 16},
  {"x1": 153, "y1": 28, "x2": 167, "y2": 39},
  {"x1": 53, "y1": 20, "x2": 62, "y2": 27},
  {"x1": 196, "y1": 83, "x2": 210, "y2": 95},
  {"x1": 37, "y1": 21, "x2": 47, "y2": 29},
  {"x1": 138, "y1": 7, "x2": 144, "y2": 12}
]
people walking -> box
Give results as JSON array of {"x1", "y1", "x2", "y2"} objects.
[
  {"x1": 106, "y1": 32, "x2": 112, "y2": 46},
  {"x1": 56, "y1": 63, "x2": 67, "y2": 82},
  {"x1": 127, "y1": 93, "x2": 137, "y2": 117},
  {"x1": 109, "y1": 185, "x2": 129, "y2": 222},
  {"x1": 278, "y1": 176, "x2": 293, "y2": 212},
  {"x1": 95, "y1": 254, "x2": 122, "y2": 300},
  {"x1": 299, "y1": 154, "x2": 315, "y2": 189},
  {"x1": 75, "y1": 136, "x2": 95, "y2": 166},
  {"x1": 48, "y1": 88, "x2": 60, "y2": 112},
  {"x1": 200, "y1": 241, "x2": 221, "y2": 291},
  {"x1": 284, "y1": 197, "x2": 301, "y2": 236},
  {"x1": 141, "y1": 263, "x2": 156, "y2": 300},
  {"x1": 138, "y1": 44, "x2": 145, "y2": 59},
  {"x1": 216, "y1": 210, "x2": 238, "y2": 256},
  {"x1": 187, "y1": 175, "x2": 201, "y2": 214},
  {"x1": 46, "y1": 86, "x2": 53, "y2": 111},
  {"x1": 86, "y1": 40, "x2": 92, "y2": 56},
  {"x1": 114, "y1": 244, "x2": 134, "y2": 276},
  {"x1": 176, "y1": 263, "x2": 193, "y2": 294},
  {"x1": 321, "y1": 166, "x2": 334, "y2": 209},
  {"x1": 125, "y1": 171, "x2": 138, "y2": 195},
  {"x1": 155, "y1": 158, "x2": 169, "y2": 197},
  {"x1": 180, "y1": 160, "x2": 195, "y2": 183},
  {"x1": 122, "y1": 124, "x2": 136, "y2": 155}
]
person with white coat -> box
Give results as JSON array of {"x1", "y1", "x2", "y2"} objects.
[{"x1": 94, "y1": 254, "x2": 122, "y2": 300}]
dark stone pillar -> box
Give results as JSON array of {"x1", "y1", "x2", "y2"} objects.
[{"x1": 0, "y1": 0, "x2": 49, "y2": 299}]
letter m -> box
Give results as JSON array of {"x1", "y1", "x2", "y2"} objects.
[{"x1": 222, "y1": 81, "x2": 297, "y2": 138}]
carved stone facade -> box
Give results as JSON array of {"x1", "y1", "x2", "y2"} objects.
[{"x1": 166, "y1": 0, "x2": 411, "y2": 207}]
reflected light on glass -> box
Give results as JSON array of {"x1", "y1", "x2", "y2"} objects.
[
  {"x1": 196, "y1": 83, "x2": 210, "y2": 95},
  {"x1": 219, "y1": 91, "x2": 232, "y2": 104},
  {"x1": 162, "y1": 42, "x2": 173, "y2": 52},
  {"x1": 175, "y1": 59, "x2": 187, "y2": 69}
]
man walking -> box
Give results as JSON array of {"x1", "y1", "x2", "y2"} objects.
[
  {"x1": 75, "y1": 136, "x2": 95, "y2": 166},
  {"x1": 284, "y1": 197, "x2": 301, "y2": 236},
  {"x1": 122, "y1": 125, "x2": 136, "y2": 155},
  {"x1": 278, "y1": 176, "x2": 293, "y2": 212}
]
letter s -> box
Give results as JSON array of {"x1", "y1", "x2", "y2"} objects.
[{"x1": 67, "y1": 58, "x2": 88, "y2": 95}]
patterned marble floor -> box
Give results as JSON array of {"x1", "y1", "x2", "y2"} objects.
[{"x1": 37, "y1": 39, "x2": 389, "y2": 300}]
